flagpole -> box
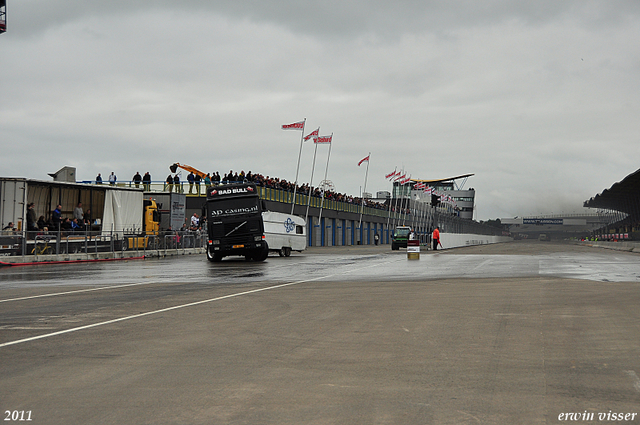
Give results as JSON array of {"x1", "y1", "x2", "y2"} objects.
[
  {"x1": 392, "y1": 181, "x2": 397, "y2": 229},
  {"x1": 290, "y1": 118, "x2": 306, "y2": 215},
  {"x1": 402, "y1": 175, "x2": 410, "y2": 226},
  {"x1": 418, "y1": 189, "x2": 422, "y2": 232},
  {"x1": 318, "y1": 133, "x2": 333, "y2": 224},
  {"x1": 408, "y1": 182, "x2": 413, "y2": 229},
  {"x1": 416, "y1": 196, "x2": 421, "y2": 240},
  {"x1": 358, "y1": 152, "x2": 370, "y2": 241},
  {"x1": 386, "y1": 167, "x2": 396, "y2": 240},
  {"x1": 304, "y1": 139, "x2": 320, "y2": 226},
  {"x1": 398, "y1": 185, "x2": 403, "y2": 226},
  {"x1": 430, "y1": 189, "x2": 435, "y2": 233},
  {"x1": 401, "y1": 180, "x2": 406, "y2": 226},
  {"x1": 420, "y1": 186, "x2": 427, "y2": 239},
  {"x1": 392, "y1": 168, "x2": 403, "y2": 229},
  {"x1": 410, "y1": 186, "x2": 416, "y2": 231}
]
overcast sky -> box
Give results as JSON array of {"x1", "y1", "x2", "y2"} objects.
[{"x1": 2, "y1": 1, "x2": 639, "y2": 220}]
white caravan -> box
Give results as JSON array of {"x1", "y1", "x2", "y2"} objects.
[{"x1": 261, "y1": 211, "x2": 306, "y2": 257}]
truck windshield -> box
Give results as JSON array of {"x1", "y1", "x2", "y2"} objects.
[
  {"x1": 395, "y1": 228, "x2": 410, "y2": 237},
  {"x1": 209, "y1": 198, "x2": 259, "y2": 218}
]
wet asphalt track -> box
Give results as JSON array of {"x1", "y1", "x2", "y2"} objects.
[{"x1": 1, "y1": 241, "x2": 640, "y2": 424}]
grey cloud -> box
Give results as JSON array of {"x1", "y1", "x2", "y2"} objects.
[{"x1": 13, "y1": 0, "x2": 640, "y2": 40}]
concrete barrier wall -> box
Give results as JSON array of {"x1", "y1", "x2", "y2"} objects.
[
  {"x1": 439, "y1": 233, "x2": 512, "y2": 249},
  {"x1": 306, "y1": 216, "x2": 512, "y2": 249}
]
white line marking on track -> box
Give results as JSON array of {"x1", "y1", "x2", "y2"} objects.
[
  {"x1": 0, "y1": 257, "x2": 352, "y2": 304},
  {"x1": 0, "y1": 257, "x2": 401, "y2": 348},
  {"x1": 473, "y1": 258, "x2": 493, "y2": 271},
  {"x1": 0, "y1": 282, "x2": 156, "y2": 303}
]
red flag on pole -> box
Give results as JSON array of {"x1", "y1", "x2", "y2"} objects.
[
  {"x1": 385, "y1": 170, "x2": 397, "y2": 179},
  {"x1": 304, "y1": 127, "x2": 319, "y2": 141},
  {"x1": 315, "y1": 134, "x2": 332, "y2": 144},
  {"x1": 358, "y1": 155, "x2": 370, "y2": 166},
  {"x1": 394, "y1": 173, "x2": 406, "y2": 181},
  {"x1": 282, "y1": 121, "x2": 305, "y2": 130}
]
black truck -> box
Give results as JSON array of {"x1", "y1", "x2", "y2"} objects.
[{"x1": 204, "y1": 183, "x2": 269, "y2": 262}]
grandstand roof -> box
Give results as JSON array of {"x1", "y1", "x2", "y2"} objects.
[
  {"x1": 412, "y1": 173, "x2": 475, "y2": 184},
  {"x1": 583, "y1": 168, "x2": 640, "y2": 214}
]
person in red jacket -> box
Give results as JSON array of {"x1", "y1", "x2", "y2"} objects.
[{"x1": 432, "y1": 226, "x2": 440, "y2": 251}]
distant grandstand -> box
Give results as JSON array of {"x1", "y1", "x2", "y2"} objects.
[
  {"x1": 501, "y1": 213, "x2": 617, "y2": 240},
  {"x1": 584, "y1": 168, "x2": 640, "y2": 240},
  {"x1": 410, "y1": 174, "x2": 476, "y2": 219},
  {"x1": 500, "y1": 169, "x2": 640, "y2": 241}
]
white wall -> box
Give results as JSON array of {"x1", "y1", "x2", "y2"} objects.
[
  {"x1": 0, "y1": 179, "x2": 26, "y2": 230},
  {"x1": 439, "y1": 233, "x2": 512, "y2": 249}
]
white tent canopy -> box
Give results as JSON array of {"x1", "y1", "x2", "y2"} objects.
[{"x1": 102, "y1": 190, "x2": 143, "y2": 236}]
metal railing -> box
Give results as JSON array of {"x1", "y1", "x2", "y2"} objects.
[
  {"x1": 1, "y1": 229, "x2": 207, "y2": 258},
  {"x1": 257, "y1": 186, "x2": 394, "y2": 218}
]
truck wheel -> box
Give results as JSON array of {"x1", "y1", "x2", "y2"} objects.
[
  {"x1": 392, "y1": 243, "x2": 398, "y2": 250},
  {"x1": 278, "y1": 248, "x2": 285, "y2": 257},
  {"x1": 283, "y1": 247, "x2": 291, "y2": 257},
  {"x1": 206, "y1": 248, "x2": 222, "y2": 262},
  {"x1": 253, "y1": 244, "x2": 269, "y2": 262}
]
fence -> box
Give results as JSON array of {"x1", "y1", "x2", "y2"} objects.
[{"x1": 0, "y1": 228, "x2": 207, "y2": 258}]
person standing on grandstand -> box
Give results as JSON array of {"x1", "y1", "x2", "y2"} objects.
[
  {"x1": 165, "y1": 174, "x2": 173, "y2": 192},
  {"x1": 173, "y1": 174, "x2": 181, "y2": 193},
  {"x1": 187, "y1": 171, "x2": 195, "y2": 194},
  {"x1": 132, "y1": 172, "x2": 142, "y2": 188},
  {"x1": 142, "y1": 172, "x2": 151, "y2": 191}
]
